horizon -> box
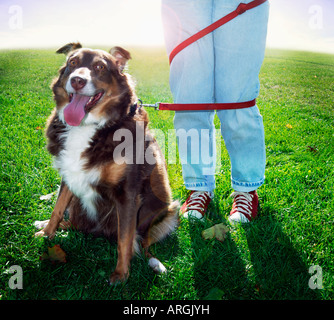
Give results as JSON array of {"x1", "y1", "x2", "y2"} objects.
[{"x1": 0, "y1": 0, "x2": 334, "y2": 55}]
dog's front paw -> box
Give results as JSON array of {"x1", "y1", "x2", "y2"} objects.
[
  {"x1": 34, "y1": 220, "x2": 51, "y2": 238},
  {"x1": 35, "y1": 229, "x2": 47, "y2": 238},
  {"x1": 34, "y1": 229, "x2": 55, "y2": 239},
  {"x1": 108, "y1": 271, "x2": 129, "y2": 286},
  {"x1": 34, "y1": 220, "x2": 49, "y2": 230},
  {"x1": 35, "y1": 230, "x2": 48, "y2": 238}
]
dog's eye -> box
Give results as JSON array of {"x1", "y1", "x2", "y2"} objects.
[
  {"x1": 69, "y1": 59, "x2": 77, "y2": 67},
  {"x1": 94, "y1": 63, "x2": 106, "y2": 71}
]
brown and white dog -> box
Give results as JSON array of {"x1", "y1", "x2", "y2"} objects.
[{"x1": 35, "y1": 44, "x2": 178, "y2": 284}]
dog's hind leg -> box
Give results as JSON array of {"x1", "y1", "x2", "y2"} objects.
[
  {"x1": 143, "y1": 248, "x2": 167, "y2": 274},
  {"x1": 35, "y1": 181, "x2": 73, "y2": 239}
]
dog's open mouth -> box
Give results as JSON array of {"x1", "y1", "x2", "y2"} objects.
[{"x1": 64, "y1": 91, "x2": 104, "y2": 126}]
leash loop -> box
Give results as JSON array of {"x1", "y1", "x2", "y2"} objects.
[{"x1": 236, "y1": 3, "x2": 248, "y2": 15}]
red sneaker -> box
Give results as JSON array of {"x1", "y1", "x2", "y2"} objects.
[
  {"x1": 180, "y1": 191, "x2": 213, "y2": 219},
  {"x1": 228, "y1": 191, "x2": 258, "y2": 224}
]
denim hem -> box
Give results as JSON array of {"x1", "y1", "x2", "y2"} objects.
[
  {"x1": 184, "y1": 181, "x2": 215, "y2": 192},
  {"x1": 231, "y1": 177, "x2": 265, "y2": 192}
]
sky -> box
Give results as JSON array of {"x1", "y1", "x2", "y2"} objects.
[{"x1": 0, "y1": 0, "x2": 333, "y2": 54}]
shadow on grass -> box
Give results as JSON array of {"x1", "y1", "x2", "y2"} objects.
[
  {"x1": 243, "y1": 206, "x2": 321, "y2": 300},
  {"x1": 189, "y1": 224, "x2": 250, "y2": 299},
  {"x1": 3, "y1": 206, "x2": 320, "y2": 300},
  {"x1": 189, "y1": 205, "x2": 321, "y2": 300},
  {"x1": 5, "y1": 230, "x2": 180, "y2": 300}
]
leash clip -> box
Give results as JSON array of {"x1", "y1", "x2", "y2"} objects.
[
  {"x1": 154, "y1": 102, "x2": 160, "y2": 110},
  {"x1": 138, "y1": 99, "x2": 160, "y2": 111}
]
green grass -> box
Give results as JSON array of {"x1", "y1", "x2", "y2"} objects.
[{"x1": 0, "y1": 47, "x2": 333, "y2": 300}]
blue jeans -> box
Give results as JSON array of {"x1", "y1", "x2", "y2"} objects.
[{"x1": 162, "y1": 0, "x2": 269, "y2": 192}]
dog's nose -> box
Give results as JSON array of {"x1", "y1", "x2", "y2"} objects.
[{"x1": 70, "y1": 76, "x2": 87, "y2": 91}]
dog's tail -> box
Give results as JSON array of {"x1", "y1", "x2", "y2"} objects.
[{"x1": 148, "y1": 200, "x2": 179, "y2": 245}]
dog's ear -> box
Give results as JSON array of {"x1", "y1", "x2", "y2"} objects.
[
  {"x1": 56, "y1": 42, "x2": 82, "y2": 55},
  {"x1": 109, "y1": 46, "x2": 131, "y2": 72}
]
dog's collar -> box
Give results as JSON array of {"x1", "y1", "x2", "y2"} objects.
[
  {"x1": 128, "y1": 101, "x2": 142, "y2": 117},
  {"x1": 129, "y1": 103, "x2": 137, "y2": 115}
]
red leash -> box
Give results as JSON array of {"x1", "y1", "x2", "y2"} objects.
[
  {"x1": 158, "y1": 99, "x2": 256, "y2": 111},
  {"x1": 139, "y1": 99, "x2": 256, "y2": 111},
  {"x1": 145, "y1": 0, "x2": 268, "y2": 112}
]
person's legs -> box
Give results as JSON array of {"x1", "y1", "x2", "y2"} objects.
[
  {"x1": 162, "y1": 0, "x2": 216, "y2": 192},
  {"x1": 161, "y1": 0, "x2": 270, "y2": 221},
  {"x1": 213, "y1": 0, "x2": 269, "y2": 221},
  {"x1": 213, "y1": 0, "x2": 269, "y2": 192}
]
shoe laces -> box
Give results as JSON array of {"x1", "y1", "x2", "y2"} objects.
[
  {"x1": 230, "y1": 191, "x2": 253, "y2": 217},
  {"x1": 186, "y1": 191, "x2": 212, "y2": 214}
]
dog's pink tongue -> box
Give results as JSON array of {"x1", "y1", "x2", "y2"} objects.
[{"x1": 64, "y1": 94, "x2": 90, "y2": 126}]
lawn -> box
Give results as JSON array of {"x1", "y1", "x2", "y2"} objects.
[{"x1": 0, "y1": 47, "x2": 333, "y2": 300}]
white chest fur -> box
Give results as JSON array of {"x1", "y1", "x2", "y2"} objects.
[{"x1": 54, "y1": 125, "x2": 100, "y2": 220}]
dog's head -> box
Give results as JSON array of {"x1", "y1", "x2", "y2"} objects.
[{"x1": 52, "y1": 45, "x2": 135, "y2": 127}]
